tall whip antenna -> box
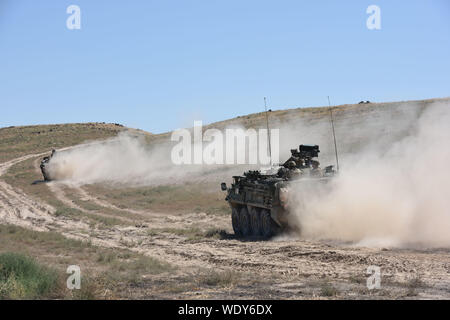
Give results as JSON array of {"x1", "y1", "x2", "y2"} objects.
[
  {"x1": 328, "y1": 96, "x2": 340, "y2": 172},
  {"x1": 264, "y1": 97, "x2": 272, "y2": 165}
]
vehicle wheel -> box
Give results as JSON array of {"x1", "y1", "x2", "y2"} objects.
[
  {"x1": 41, "y1": 167, "x2": 48, "y2": 181},
  {"x1": 239, "y1": 207, "x2": 250, "y2": 237},
  {"x1": 249, "y1": 206, "x2": 262, "y2": 236},
  {"x1": 261, "y1": 209, "x2": 275, "y2": 239},
  {"x1": 232, "y1": 207, "x2": 241, "y2": 236}
]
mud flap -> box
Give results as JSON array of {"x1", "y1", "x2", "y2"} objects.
[{"x1": 270, "y1": 208, "x2": 283, "y2": 227}]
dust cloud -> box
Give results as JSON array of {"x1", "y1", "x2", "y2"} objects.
[
  {"x1": 46, "y1": 99, "x2": 450, "y2": 247},
  {"x1": 45, "y1": 131, "x2": 244, "y2": 186},
  {"x1": 46, "y1": 132, "x2": 205, "y2": 186},
  {"x1": 287, "y1": 102, "x2": 450, "y2": 248}
]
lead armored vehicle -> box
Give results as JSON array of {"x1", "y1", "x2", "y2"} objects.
[
  {"x1": 40, "y1": 149, "x2": 56, "y2": 181},
  {"x1": 221, "y1": 144, "x2": 335, "y2": 239}
]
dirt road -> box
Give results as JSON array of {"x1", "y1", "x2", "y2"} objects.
[{"x1": 1, "y1": 153, "x2": 449, "y2": 299}]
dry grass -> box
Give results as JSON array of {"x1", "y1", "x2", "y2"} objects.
[
  {"x1": 0, "y1": 123, "x2": 126, "y2": 163},
  {"x1": 0, "y1": 224, "x2": 174, "y2": 299},
  {"x1": 85, "y1": 182, "x2": 229, "y2": 216},
  {"x1": 320, "y1": 282, "x2": 339, "y2": 297},
  {"x1": 199, "y1": 270, "x2": 241, "y2": 287},
  {"x1": 405, "y1": 276, "x2": 425, "y2": 297},
  {"x1": 0, "y1": 252, "x2": 60, "y2": 299}
]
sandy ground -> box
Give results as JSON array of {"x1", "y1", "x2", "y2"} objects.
[{"x1": 0, "y1": 153, "x2": 449, "y2": 299}]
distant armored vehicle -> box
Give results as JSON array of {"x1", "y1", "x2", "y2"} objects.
[
  {"x1": 40, "y1": 149, "x2": 56, "y2": 181},
  {"x1": 221, "y1": 144, "x2": 335, "y2": 239}
]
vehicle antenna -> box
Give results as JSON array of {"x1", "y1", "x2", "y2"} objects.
[
  {"x1": 264, "y1": 97, "x2": 272, "y2": 165},
  {"x1": 328, "y1": 96, "x2": 340, "y2": 172}
]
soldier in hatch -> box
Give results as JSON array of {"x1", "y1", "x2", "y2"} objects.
[
  {"x1": 286, "y1": 160, "x2": 302, "y2": 179},
  {"x1": 310, "y1": 160, "x2": 322, "y2": 177}
]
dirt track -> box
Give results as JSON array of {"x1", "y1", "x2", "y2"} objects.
[{"x1": 1, "y1": 153, "x2": 449, "y2": 299}]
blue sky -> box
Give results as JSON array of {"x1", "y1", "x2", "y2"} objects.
[{"x1": 0, "y1": 0, "x2": 449, "y2": 133}]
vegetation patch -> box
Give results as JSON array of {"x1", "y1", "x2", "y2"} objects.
[
  {"x1": 0, "y1": 224, "x2": 175, "y2": 299},
  {"x1": 320, "y1": 283, "x2": 339, "y2": 297},
  {"x1": 405, "y1": 276, "x2": 425, "y2": 297},
  {"x1": 85, "y1": 182, "x2": 229, "y2": 216},
  {"x1": 199, "y1": 270, "x2": 240, "y2": 287},
  {"x1": 0, "y1": 252, "x2": 60, "y2": 299}
]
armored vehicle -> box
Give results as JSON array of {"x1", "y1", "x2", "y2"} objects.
[
  {"x1": 40, "y1": 149, "x2": 56, "y2": 181},
  {"x1": 221, "y1": 144, "x2": 335, "y2": 239}
]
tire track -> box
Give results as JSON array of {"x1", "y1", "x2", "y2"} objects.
[{"x1": 0, "y1": 152, "x2": 241, "y2": 269}]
